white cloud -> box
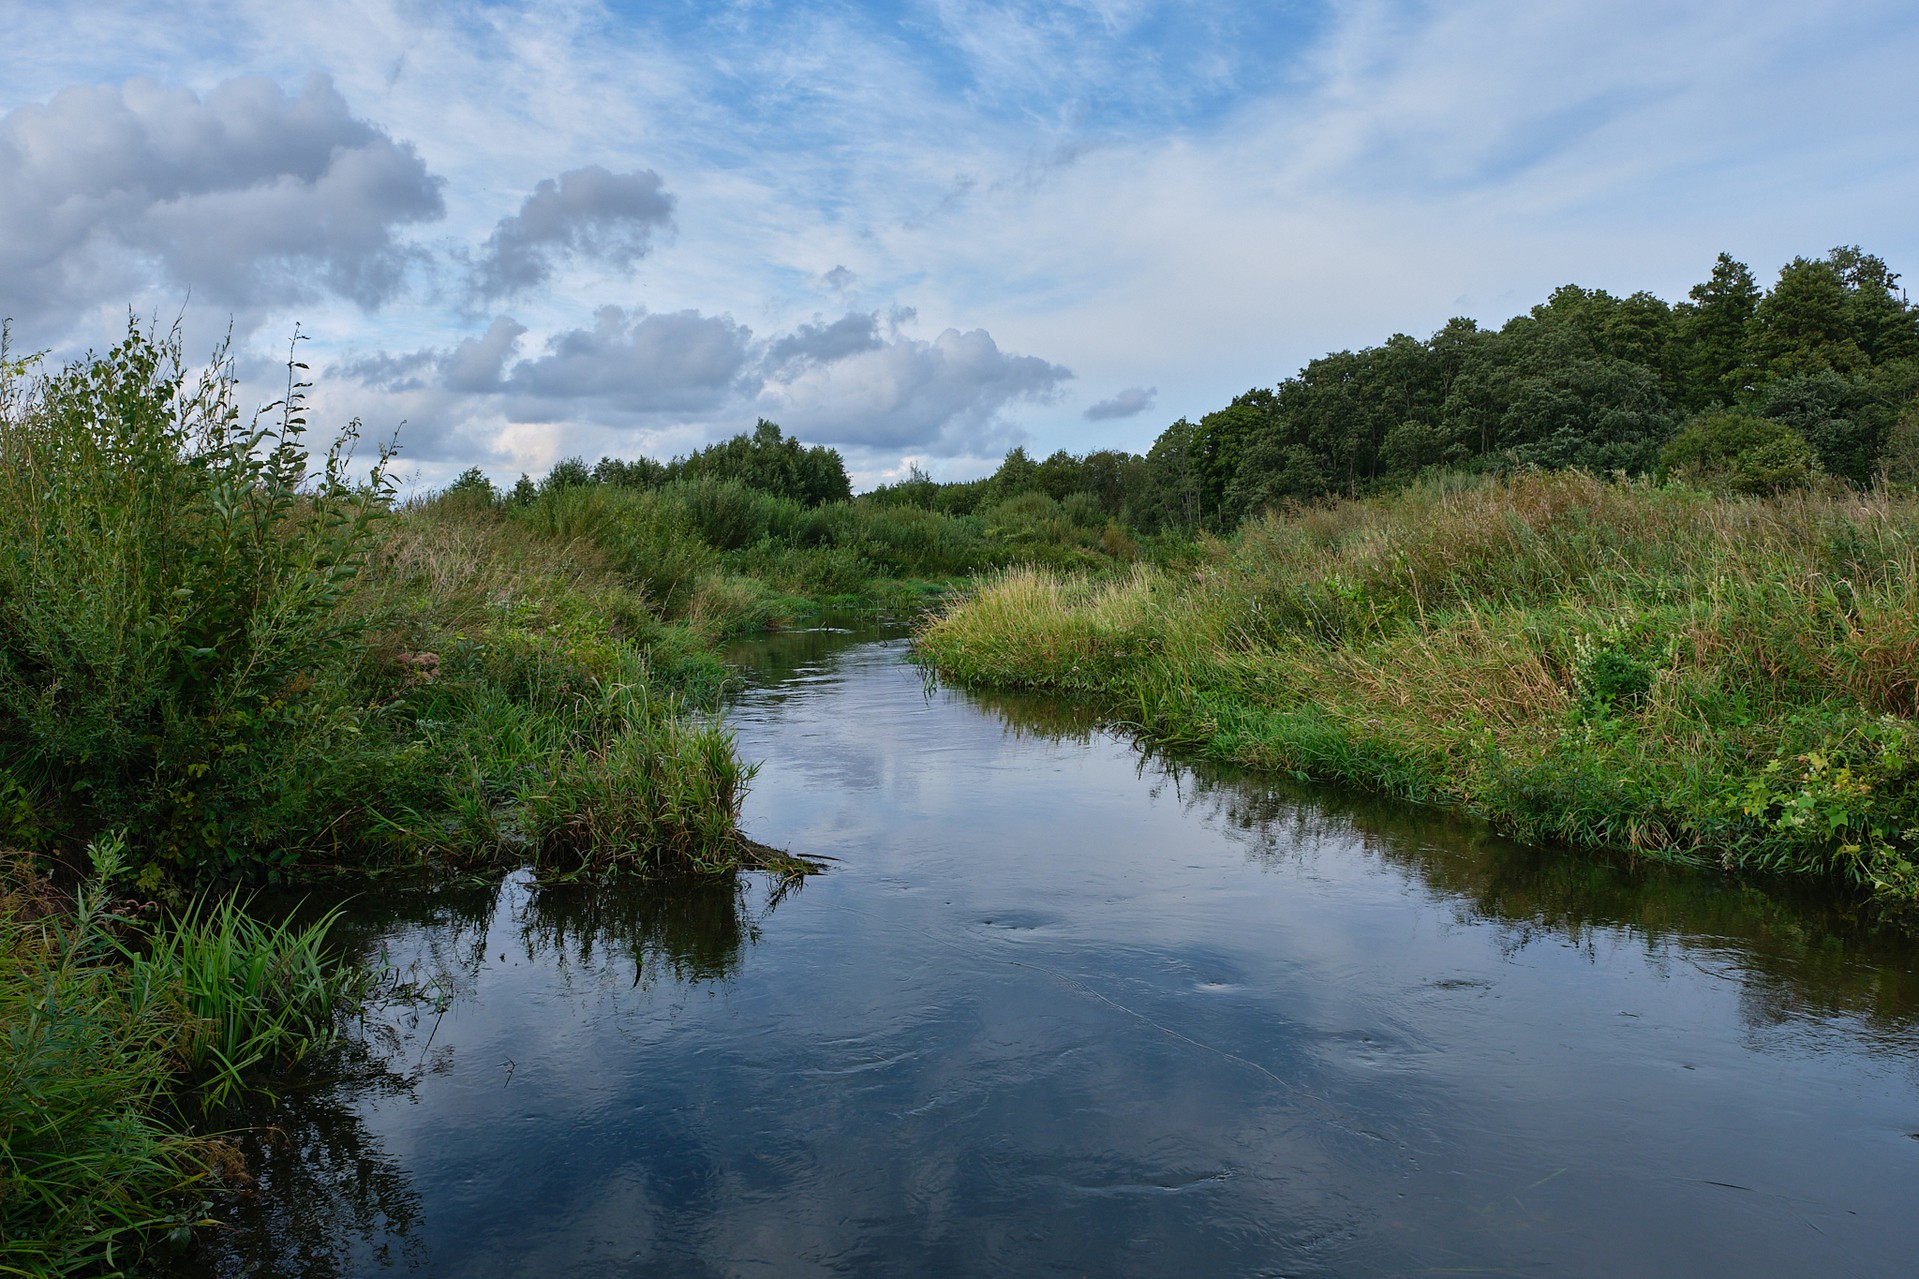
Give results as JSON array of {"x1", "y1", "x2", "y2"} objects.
[
  {"x1": 325, "y1": 303, "x2": 1069, "y2": 487},
  {"x1": 0, "y1": 73, "x2": 442, "y2": 341},
  {"x1": 4, "y1": 0, "x2": 1916, "y2": 480},
  {"x1": 503, "y1": 305, "x2": 753, "y2": 410},
  {"x1": 757, "y1": 324, "x2": 1071, "y2": 453}
]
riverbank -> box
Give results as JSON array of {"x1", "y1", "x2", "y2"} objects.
[
  {"x1": 0, "y1": 840, "x2": 365, "y2": 1273},
  {"x1": 0, "y1": 325, "x2": 1158, "y2": 1271},
  {"x1": 0, "y1": 328, "x2": 794, "y2": 1273},
  {"x1": 0, "y1": 327, "x2": 834, "y2": 888},
  {"x1": 916, "y1": 470, "x2": 1919, "y2": 905}
]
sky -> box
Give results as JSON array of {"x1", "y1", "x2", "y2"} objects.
[{"x1": 4, "y1": 1, "x2": 1918, "y2": 490}]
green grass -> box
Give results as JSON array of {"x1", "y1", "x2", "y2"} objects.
[
  {"x1": 126, "y1": 891, "x2": 360, "y2": 1112},
  {"x1": 1, "y1": 837, "x2": 373, "y2": 1275},
  {"x1": 0, "y1": 323, "x2": 812, "y2": 885},
  {"x1": 917, "y1": 470, "x2": 1919, "y2": 903},
  {"x1": 0, "y1": 868, "x2": 205, "y2": 1275}
]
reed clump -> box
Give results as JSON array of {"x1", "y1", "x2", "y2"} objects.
[{"x1": 918, "y1": 470, "x2": 1919, "y2": 901}]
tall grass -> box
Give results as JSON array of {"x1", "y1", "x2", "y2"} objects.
[
  {"x1": 1, "y1": 836, "x2": 367, "y2": 1274},
  {"x1": 128, "y1": 893, "x2": 360, "y2": 1111},
  {"x1": 491, "y1": 473, "x2": 1144, "y2": 625},
  {"x1": 918, "y1": 471, "x2": 1919, "y2": 902},
  {"x1": 0, "y1": 851, "x2": 204, "y2": 1274},
  {"x1": 348, "y1": 498, "x2": 780, "y2": 875},
  {"x1": 0, "y1": 323, "x2": 784, "y2": 883}
]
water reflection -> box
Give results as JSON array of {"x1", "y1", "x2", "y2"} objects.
[
  {"x1": 517, "y1": 873, "x2": 786, "y2": 985},
  {"x1": 176, "y1": 626, "x2": 1919, "y2": 1277},
  {"x1": 178, "y1": 869, "x2": 789, "y2": 1275},
  {"x1": 188, "y1": 1041, "x2": 429, "y2": 1279},
  {"x1": 959, "y1": 676, "x2": 1919, "y2": 1038}
]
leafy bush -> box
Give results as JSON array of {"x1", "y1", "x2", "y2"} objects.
[
  {"x1": 1572, "y1": 637, "x2": 1655, "y2": 713},
  {"x1": 1658, "y1": 411, "x2": 1820, "y2": 494},
  {"x1": 1881, "y1": 404, "x2": 1919, "y2": 489},
  {"x1": 0, "y1": 323, "x2": 391, "y2": 877},
  {"x1": 668, "y1": 477, "x2": 791, "y2": 550},
  {"x1": 514, "y1": 483, "x2": 719, "y2": 610}
]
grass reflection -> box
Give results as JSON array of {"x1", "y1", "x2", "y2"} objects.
[
  {"x1": 169, "y1": 866, "x2": 795, "y2": 1276},
  {"x1": 959, "y1": 681, "x2": 1919, "y2": 1035}
]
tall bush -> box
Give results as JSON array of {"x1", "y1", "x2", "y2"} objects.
[
  {"x1": 1658, "y1": 411, "x2": 1820, "y2": 494},
  {"x1": 0, "y1": 323, "x2": 392, "y2": 877}
]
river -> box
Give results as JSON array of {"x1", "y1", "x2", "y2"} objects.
[{"x1": 183, "y1": 622, "x2": 1919, "y2": 1277}]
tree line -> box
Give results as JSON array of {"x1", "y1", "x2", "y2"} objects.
[
  {"x1": 498, "y1": 247, "x2": 1919, "y2": 535},
  {"x1": 456, "y1": 417, "x2": 855, "y2": 510},
  {"x1": 875, "y1": 246, "x2": 1919, "y2": 531}
]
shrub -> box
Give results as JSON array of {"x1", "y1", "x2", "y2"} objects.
[
  {"x1": 513, "y1": 484, "x2": 719, "y2": 611},
  {"x1": 1880, "y1": 404, "x2": 1919, "y2": 489},
  {"x1": 1659, "y1": 411, "x2": 1819, "y2": 494},
  {"x1": 668, "y1": 477, "x2": 782, "y2": 550},
  {"x1": 0, "y1": 323, "x2": 392, "y2": 877}
]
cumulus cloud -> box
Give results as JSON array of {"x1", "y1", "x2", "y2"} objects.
[
  {"x1": 759, "y1": 325, "x2": 1071, "y2": 454},
  {"x1": 326, "y1": 302, "x2": 1071, "y2": 484},
  {"x1": 442, "y1": 317, "x2": 529, "y2": 393},
  {"x1": 470, "y1": 166, "x2": 674, "y2": 301},
  {"x1": 1083, "y1": 385, "x2": 1156, "y2": 420},
  {"x1": 505, "y1": 305, "x2": 751, "y2": 410},
  {"x1": 332, "y1": 305, "x2": 752, "y2": 422},
  {"x1": 0, "y1": 73, "x2": 443, "y2": 338}
]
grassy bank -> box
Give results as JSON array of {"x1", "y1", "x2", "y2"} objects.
[
  {"x1": 0, "y1": 325, "x2": 802, "y2": 886},
  {"x1": 917, "y1": 470, "x2": 1919, "y2": 903},
  {"x1": 0, "y1": 328, "x2": 803, "y2": 1270},
  {"x1": 1, "y1": 841, "x2": 360, "y2": 1274}
]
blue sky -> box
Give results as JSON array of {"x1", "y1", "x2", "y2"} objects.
[{"x1": 4, "y1": 1, "x2": 1917, "y2": 489}]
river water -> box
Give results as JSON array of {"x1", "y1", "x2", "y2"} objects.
[{"x1": 188, "y1": 624, "x2": 1919, "y2": 1277}]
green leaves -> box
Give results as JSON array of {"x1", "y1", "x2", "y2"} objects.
[{"x1": 0, "y1": 320, "x2": 395, "y2": 873}]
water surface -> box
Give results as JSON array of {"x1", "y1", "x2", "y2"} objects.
[{"x1": 190, "y1": 624, "x2": 1919, "y2": 1277}]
